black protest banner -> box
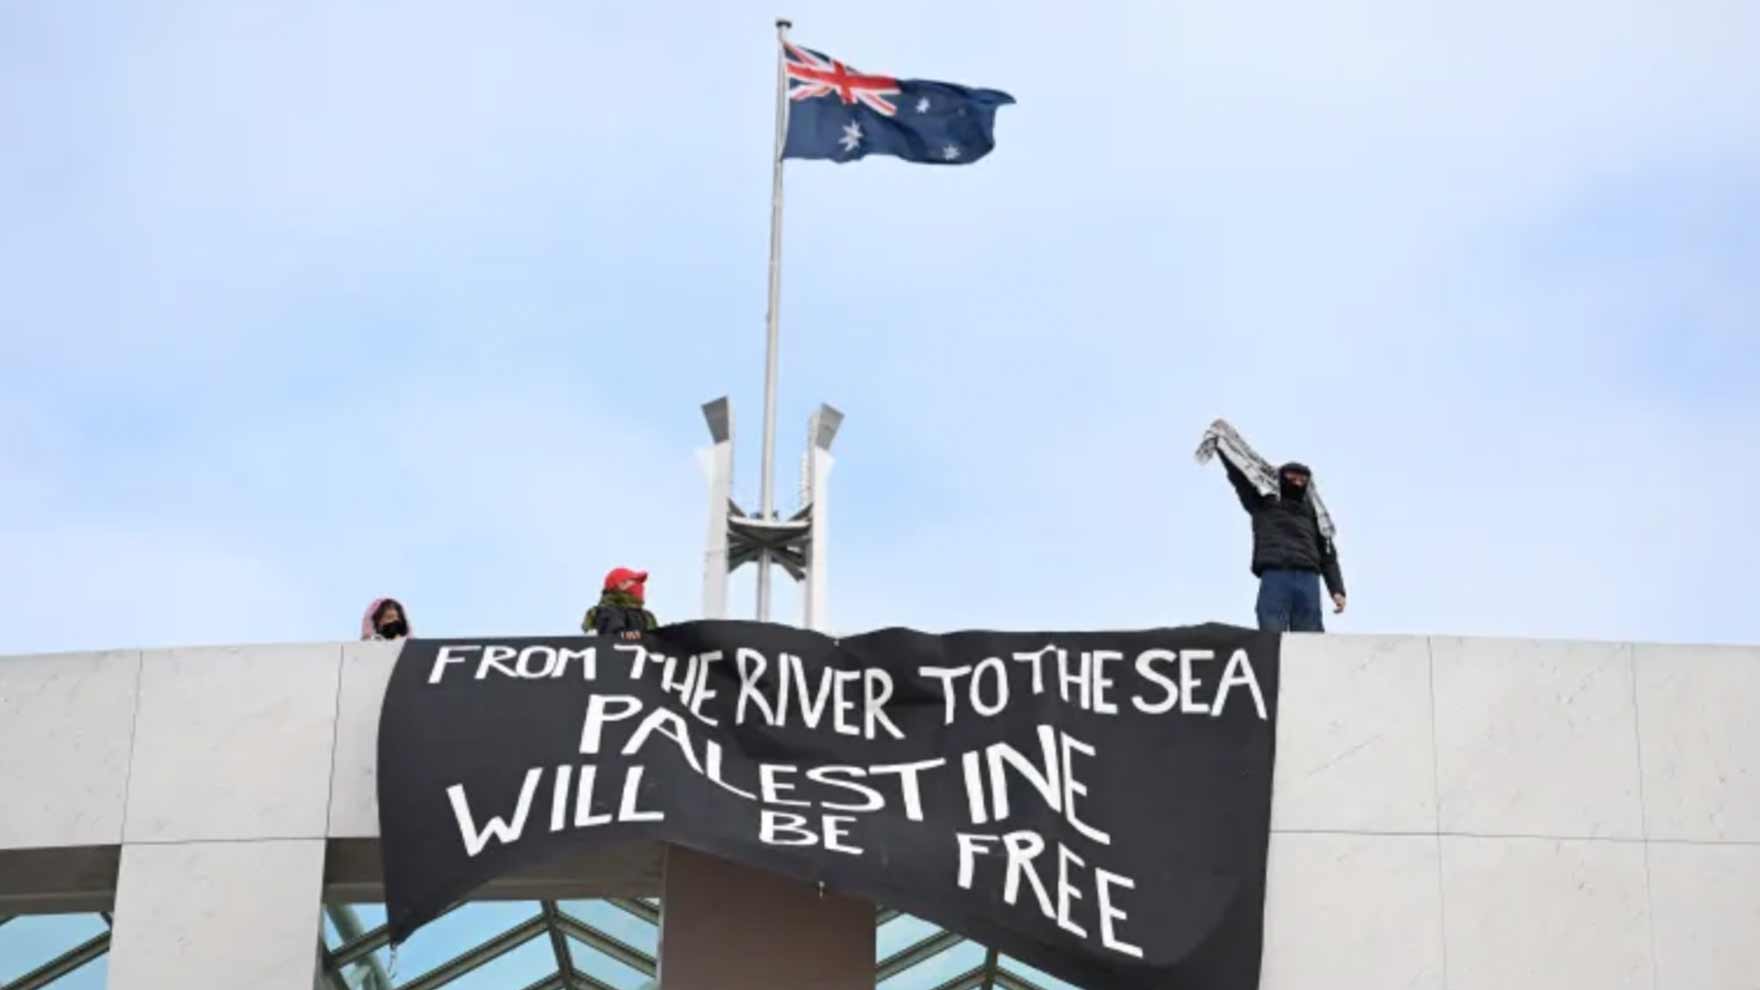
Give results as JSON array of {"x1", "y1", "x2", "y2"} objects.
[{"x1": 377, "y1": 621, "x2": 1280, "y2": 989}]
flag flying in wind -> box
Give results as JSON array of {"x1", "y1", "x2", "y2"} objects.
[{"x1": 781, "y1": 42, "x2": 1014, "y2": 165}]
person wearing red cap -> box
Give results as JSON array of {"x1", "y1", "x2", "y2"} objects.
[{"x1": 582, "y1": 567, "x2": 658, "y2": 640}]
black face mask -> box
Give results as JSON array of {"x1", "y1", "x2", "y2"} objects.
[
  {"x1": 1279, "y1": 477, "x2": 1309, "y2": 502},
  {"x1": 377, "y1": 620, "x2": 408, "y2": 639}
]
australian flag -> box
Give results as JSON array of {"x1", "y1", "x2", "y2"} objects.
[{"x1": 781, "y1": 42, "x2": 1014, "y2": 165}]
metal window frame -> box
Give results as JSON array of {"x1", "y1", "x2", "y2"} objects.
[{"x1": 0, "y1": 897, "x2": 1078, "y2": 990}]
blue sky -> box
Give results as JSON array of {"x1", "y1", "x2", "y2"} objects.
[{"x1": 5, "y1": 0, "x2": 1759, "y2": 656}]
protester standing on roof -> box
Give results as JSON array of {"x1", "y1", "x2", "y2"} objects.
[
  {"x1": 361, "y1": 598, "x2": 411, "y2": 641},
  {"x1": 1196, "y1": 420, "x2": 1347, "y2": 633},
  {"x1": 583, "y1": 568, "x2": 658, "y2": 640}
]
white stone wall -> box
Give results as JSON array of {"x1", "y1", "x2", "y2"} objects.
[
  {"x1": 2, "y1": 635, "x2": 1757, "y2": 988},
  {"x1": 1262, "y1": 635, "x2": 1760, "y2": 990},
  {"x1": 1, "y1": 643, "x2": 347, "y2": 989}
]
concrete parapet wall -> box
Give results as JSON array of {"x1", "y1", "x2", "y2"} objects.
[{"x1": 3, "y1": 634, "x2": 1757, "y2": 987}]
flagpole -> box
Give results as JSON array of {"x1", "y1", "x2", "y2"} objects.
[{"x1": 757, "y1": 16, "x2": 791, "y2": 622}]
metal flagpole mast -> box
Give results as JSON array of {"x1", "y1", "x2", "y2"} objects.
[{"x1": 757, "y1": 16, "x2": 791, "y2": 621}]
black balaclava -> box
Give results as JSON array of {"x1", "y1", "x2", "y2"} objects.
[
  {"x1": 375, "y1": 599, "x2": 409, "y2": 640},
  {"x1": 1278, "y1": 462, "x2": 1312, "y2": 502}
]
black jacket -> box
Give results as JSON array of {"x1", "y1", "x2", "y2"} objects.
[{"x1": 1224, "y1": 460, "x2": 1346, "y2": 596}]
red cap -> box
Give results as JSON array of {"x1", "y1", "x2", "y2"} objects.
[{"x1": 603, "y1": 567, "x2": 649, "y2": 601}]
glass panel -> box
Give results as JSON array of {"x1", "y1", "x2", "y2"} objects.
[
  {"x1": 323, "y1": 903, "x2": 391, "y2": 951},
  {"x1": 421, "y1": 932, "x2": 555, "y2": 990},
  {"x1": 0, "y1": 913, "x2": 108, "y2": 984},
  {"x1": 323, "y1": 902, "x2": 391, "y2": 966},
  {"x1": 875, "y1": 913, "x2": 943, "y2": 963},
  {"x1": 348, "y1": 903, "x2": 391, "y2": 931},
  {"x1": 878, "y1": 937, "x2": 982, "y2": 990},
  {"x1": 372, "y1": 901, "x2": 541, "y2": 986},
  {"x1": 0, "y1": 943, "x2": 108, "y2": 990},
  {"x1": 566, "y1": 935, "x2": 652, "y2": 990},
  {"x1": 999, "y1": 954, "x2": 1088, "y2": 990},
  {"x1": 557, "y1": 900, "x2": 658, "y2": 958}
]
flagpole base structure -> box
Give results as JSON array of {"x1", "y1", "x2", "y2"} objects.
[
  {"x1": 698, "y1": 397, "x2": 842, "y2": 631},
  {"x1": 678, "y1": 396, "x2": 865, "y2": 988}
]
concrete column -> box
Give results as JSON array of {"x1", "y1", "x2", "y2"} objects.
[
  {"x1": 107, "y1": 838, "x2": 326, "y2": 989},
  {"x1": 801, "y1": 445, "x2": 834, "y2": 633},
  {"x1": 105, "y1": 643, "x2": 340, "y2": 989},
  {"x1": 700, "y1": 398, "x2": 735, "y2": 620},
  {"x1": 656, "y1": 846, "x2": 873, "y2": 990},
  {"x1": 800, "y1": 404, "x2": 841, "y2": 633}
]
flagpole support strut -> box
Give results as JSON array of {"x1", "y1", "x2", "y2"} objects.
[{"x1": 698, "y1": 398, "x2": 842, "y2": 632}]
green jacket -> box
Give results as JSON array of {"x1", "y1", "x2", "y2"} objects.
[{"x1": 582, "y1": 592, "x2": 658, "y2": 635}]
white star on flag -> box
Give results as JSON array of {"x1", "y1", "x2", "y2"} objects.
[
  {"x1": 916, "y1": 97, "x2": 931, "y2": 113},
  {"x1": 942, "y1": 144, "x2": 961, "y2": 160},
  {"x1": 839, "y1": 121, "x2": 863, "y2": 153}
]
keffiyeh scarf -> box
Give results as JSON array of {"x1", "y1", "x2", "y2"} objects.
[{"x1": 1194, "y1": 418, "x2": 1337, "y2": 541}]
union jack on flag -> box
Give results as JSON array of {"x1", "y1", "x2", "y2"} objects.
[
  {"x1": 779, "y1": 41, "x2": 1014, "y2": 165},
  {"x1": 785, "y1": 43, "x2": 902, "y2": 117}
]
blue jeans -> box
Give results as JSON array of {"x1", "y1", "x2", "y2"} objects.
[{"x1": 1257, "y1": 569, "x2": 1324, "y2": 633}]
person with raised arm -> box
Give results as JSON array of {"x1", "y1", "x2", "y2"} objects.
[{"x1": 1197, "y1": 420, "x2": 1346, "y2": 632}]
